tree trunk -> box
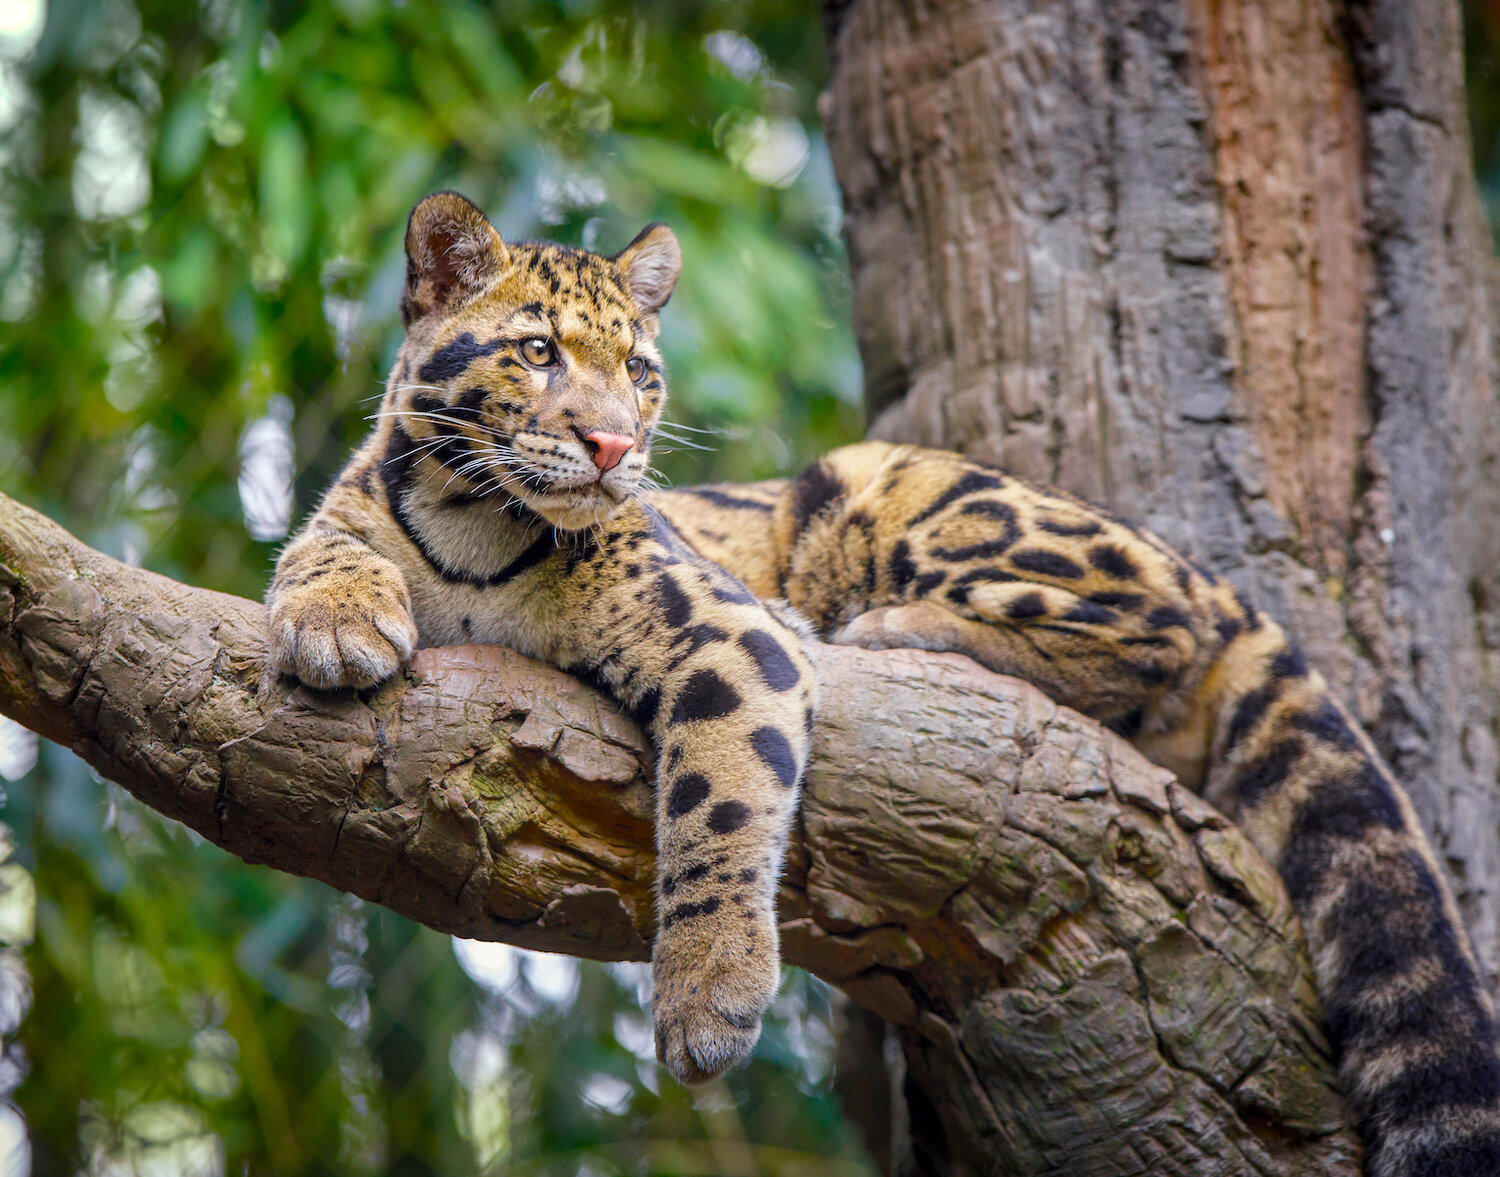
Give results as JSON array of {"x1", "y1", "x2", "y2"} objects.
[
  {"x1": 0, "y1": 485, "x2": 1360, "y2": 1174},
  {"x1": 821, "y1": 0, "x2": 1500, "y2": 1169}
]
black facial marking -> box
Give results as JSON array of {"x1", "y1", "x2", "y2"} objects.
[
  {"x1": 379, "y1": 427, "x2": 554, "y2": 588},
  {"x1": 750, "y1": 726, "x2": 799, "y2": 788},
  {"x1": 707, "y1": 800, "x2": 751, "y2": 835},
  {"x1": 1215, "y1": 613, "x2": 1242, "y2": 644},
  {"x1": 667, "y1": 772, "x2": 711, "y2": 819},
  {"x1": 669, "y1": 669, "x2": 742, "y2": 724},
  {"x1": 1088, "y1": 544, "x2": 1139, "y2": 579},
  {"x1": 418, "y1": 332, "x2": 507, "y2": 383},
  {"x1": 1010, "y1": 549, "x2": 1086, "y2": 579},
  {"x1": 738, "y1": 630, "x2": 800, "y2": 692}
]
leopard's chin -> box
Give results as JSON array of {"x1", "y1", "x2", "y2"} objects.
[{"x1": 522, "y1": 487, "x2": 629, "y2": 531}]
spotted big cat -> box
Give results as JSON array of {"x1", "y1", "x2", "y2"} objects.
[{"x1": 269, "y1": 193, "x2": 1499, "y2": 1176}]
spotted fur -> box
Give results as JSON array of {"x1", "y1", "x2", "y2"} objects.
[
  {"x1": 268, "y1": 194, "x2": 813, "y2": 1084},
  {"x1": 654, "y1": 442, "x2": 1500, "y2": 1177}
]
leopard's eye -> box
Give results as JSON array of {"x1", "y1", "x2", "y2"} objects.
[
  {"x1": 625, "y1": 356, "x2": 648, "y2": 385},
  {"x1": 520, "y1": 337, "x2": 557, "y2": 367}
]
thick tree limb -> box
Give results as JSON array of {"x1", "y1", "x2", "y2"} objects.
[{"x1": 0, "y1": 490, "x2": 1360, "y2": 1173}]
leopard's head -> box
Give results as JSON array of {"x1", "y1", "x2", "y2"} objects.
[{"x1": 391, "y1": 191, "x2": 680, "y2": 530}]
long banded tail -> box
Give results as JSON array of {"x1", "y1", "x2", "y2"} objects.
[{"x1": 1206, "y1": 620, "x2": 1500, "y2": 1176}]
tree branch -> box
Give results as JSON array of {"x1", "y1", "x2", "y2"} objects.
[{"x1": 0, "y1": 490, "x2": 1361, "y2": 1174}]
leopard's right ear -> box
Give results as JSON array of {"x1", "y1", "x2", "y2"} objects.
[{"x1": 402, "y1": 192, "x2": 508, "y2": 325}]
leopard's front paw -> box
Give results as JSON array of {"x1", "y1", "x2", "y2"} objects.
[
  {"x1": 653, "y1": 923, "x2": 780, "y2": 1085},
  {"x1": 267, "y1": 570, "x2": 418, "y2": 690}
]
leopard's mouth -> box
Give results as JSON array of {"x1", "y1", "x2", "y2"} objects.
[{"x1": 514, "y1": 472, "x2": 634, "y2": 530}]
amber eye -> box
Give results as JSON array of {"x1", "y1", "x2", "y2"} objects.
[
  {"x1": 520, "y1": 337, "x2": 557, "y2": 367},
  {"x1": 626, "y1": 356, "x2": 648, "y2": 384}
]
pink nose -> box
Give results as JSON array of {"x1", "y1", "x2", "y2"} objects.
[{"x1": 585, "y1": 431, "x2": 635, "y2": 473}]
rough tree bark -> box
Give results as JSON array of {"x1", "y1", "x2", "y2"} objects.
[
  {"x1": 820, "y1": 0, "x2": 1500, "y2": 1168},
  {"x1": 0, "y1": 482, "x2": 1360, "y2": 1175}
]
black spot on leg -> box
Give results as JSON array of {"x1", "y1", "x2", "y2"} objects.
[
  {"x1": 707, "y1": 800, "x2": 751, "y2": 834},
  {"x1": 655, "y1": 574, "x2": 694, "y2": 626},
  {"x1": 669, "y1": 670, "x2": 742, "y2": 724},
  {"x1": 738, "y1": 631, "x2": 800, "y2": 692},
  {"x1": 750, "y1": 726, "x2": 799, "y2": 788},
  {"x1": 1145, "y1": 605, "x2": 1190, "y2": 630},
  {"x1": 676, "y1": 862, "x2": 712, "y2": 887},
  {"x1": 663, "y1": 895, "x2": 721, "y2": 929},
  {"x1": 667, "y1": 773, "x2": 711, "y2": 818}
]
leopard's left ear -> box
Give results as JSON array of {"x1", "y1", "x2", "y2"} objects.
[
  {"x1": 613, "y1": 223, "x2": 681, "y2": 315},
  {"x1": 402, "y1": 192, "x2": 508, "y2": 325}
]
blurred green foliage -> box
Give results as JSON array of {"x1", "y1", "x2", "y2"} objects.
[{"x1": 0, "y1": 0, "x2": 868, "y2": 1173}]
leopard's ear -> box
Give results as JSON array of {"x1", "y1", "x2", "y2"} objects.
[
  {"x1": 402, "y1": 192, "x2": 508, "y2": 324},
  {"x1": 613, "y1": 223, "x2": 681, "y2": 315}
]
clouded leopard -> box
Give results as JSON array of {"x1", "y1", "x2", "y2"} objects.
[{"x1": 269, "y1": 193, "x2": 1499, "y2": 1175}]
